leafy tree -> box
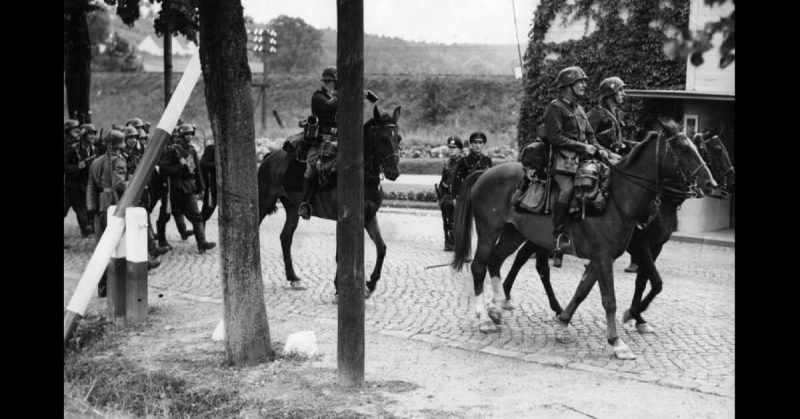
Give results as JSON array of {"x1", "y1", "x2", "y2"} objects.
[
  {"x1": 664, "y1": 0, "x2": 735, "y2": 68},
  {"x1": 65, "y1": 0, "x2": 103, "y2": 122},
  {"x1": 86, "y1": 7, "x2": 111, "y2": 52},
  {"x1": 93, "y1": 33, "x2": 144, "y2": 72},
  {"x1": 264, "y1": 15, "x2": 323, "y2": 74}
]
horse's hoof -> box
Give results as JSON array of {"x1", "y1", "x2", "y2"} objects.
[
  {"x1": 290, "y1": 280, "x2": 307, "y2": 290},
  {"x1": 502, "y1": 299, "x2": 515, "y2": 311},
  {"x1": 636, "y1": 323, "x2": 655, "y2": 334},
  {"x1": 613, "y1": 341, "x2": 637, "y2": 360},
  {"x1": 479, "y1": 321, "x2": 499, "y2": 333},
  {"x1": 554, "y1": 322, "x2": 575, "y2": 344},
  {"x1": 624, "y1": 264, "x2": 639, "y2": 273},
  {"x1": 487, "y1": 307, "x2": 503, "y2": 324},
  {"x1": 622, "y1": 309, "x2": 634, "y2": 324}
]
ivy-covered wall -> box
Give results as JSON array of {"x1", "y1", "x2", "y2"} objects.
[{"x1": 517, "y1": 0, "x2": 690, "y2": 149}]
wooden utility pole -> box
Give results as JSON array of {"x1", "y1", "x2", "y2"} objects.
[{"x1": 336, "y1": 0, "x2": 365, "y2": 387}]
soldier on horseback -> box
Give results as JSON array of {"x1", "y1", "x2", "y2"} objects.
[
  {"x1": 587, "y1": 76, "x2": 637, "y2": 156},
  {"x1": 437, "y1": 135, "x2": 464, "y2": 251},
  {"x1": 544, "y1": 66, "x2": 613, "y2": 267}
]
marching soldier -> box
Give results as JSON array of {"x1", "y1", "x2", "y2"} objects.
[
  {"x1": 587, "y1": 76, "x2": 636, "y2": 156},
  {"x1": 436, "y1": 136, "x2": 463, "y2": 251},
  {"x1": 158, "y1": 123, "x2": 216, "y2": 253},
  {"x1": 87, "y1": 130, "x2": 129, "y2": 297},
  {"x1": 155, "y1": 128, "x2": 194, "y2": 249},
  {"x1": 64, "y1": 123, "x2": 97, "y2": 237},
  {"x1": 544, "y1": 66, "x2": 613, "y2": 268},
  {"x1": 64, "y1": 119, "x2": 81, "y2": 149},
  {"x1": 451, "y1": 131, "x2": 493, "y2": 200}
]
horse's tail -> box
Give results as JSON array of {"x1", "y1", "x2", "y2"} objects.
[
  {"x1": 257, "y1": 152, "x2": 281, "y2": 221},
  {"x1": 451, "y1": 170, "x2": 484, "y2": 271}
]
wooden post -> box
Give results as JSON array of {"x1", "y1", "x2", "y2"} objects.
[
  {"x1": 65, "y1": 52, "x2": 203, "y2": 348},
  {"x1": 106, "y1": 206, "x2": 126, "y2": 326},
  {"x1": 336, "y1": 0, "x2": 365, "y2": 387},
  {"x1": 125, "y1": 207, "x2": 149, "y2": 322}
]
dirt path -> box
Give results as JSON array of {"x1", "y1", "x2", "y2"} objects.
[{"x1": 64, "y1": 273, "x2": 733, "y2": 418}]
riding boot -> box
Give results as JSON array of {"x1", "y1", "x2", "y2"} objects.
[
  {"x1": 175, "y1": 214, "x2": 194, "y2": 240},
  {"x1": 298, "y1": 177, "x2": 316, "y2": 220},
  {"x1": 193, "y1": 220, "x2": 217, "y2": 253},
  {"x1": 156, "y1": 218, "x2": 172, "y2": 250},
  {"x1": 552, "y1": 202, "x2": 572, "y2": 268}
]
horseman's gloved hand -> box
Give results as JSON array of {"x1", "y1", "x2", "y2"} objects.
[{"x1": 365, "y1": 90, "x2": 379, "y2": 103}]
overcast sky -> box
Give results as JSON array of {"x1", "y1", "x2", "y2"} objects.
[{"x1": 240, "y1": 0, "x2": 540, "y2": 45}]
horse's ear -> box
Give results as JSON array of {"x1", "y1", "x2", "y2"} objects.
[
  {"x1": 373, "y1": 105, "x2": 381, "y2": 121},
  {"x1": 658, "y1": 118, "x2": 678, "y2": 135},
  {"x1": 392, "y1": 106, "x2": 402, "y2": 122}
]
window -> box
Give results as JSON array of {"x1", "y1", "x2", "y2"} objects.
[{"x1": 683, "y1": 114, "x2": 699, "y2": 136}]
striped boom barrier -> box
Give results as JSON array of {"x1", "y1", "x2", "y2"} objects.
[
  {"x1": 106, "y1": 206, "x2": 127, "y2": 325},
  {"x1": 64, "y1": 51, "x2": 203, "y2": 348},
  {"x1": 125, "y1": 207, "x2": 149, "y2": 322}
]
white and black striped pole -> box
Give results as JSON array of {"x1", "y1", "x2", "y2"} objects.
[
  {"x1": 64, "y1": 51, "x2": 203, "y2": 347},
  {"x1": 106, "y1": 206, "x2": 127, "y2": 325},
  {"x1": 125, "y1": 207, "x2": 149, "y2": 322}
]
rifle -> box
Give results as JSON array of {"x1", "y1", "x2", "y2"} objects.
[{"x1": 425, "y1": 259, "x2": 472, "y2": 270}]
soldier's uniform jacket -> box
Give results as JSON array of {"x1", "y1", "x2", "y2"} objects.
[
  {"x1": 438, "y1": 154, "x2": 462, "y2": 202},
  {"x1": 543, "y1": 97, "x2": 598, "y2": 153},
  {"x1": 587, "y1": 104, "x2": 626, "y2": 151},
  {"x1": 159, "y1": 141, "x2": 205, "y2": 195},
  {"x1": 86, "y1": 150, "x2": 128, "y2": 213},
  {"x1": 200, "y1": 144, "x2": 217, "y2": 206},
  {"x1": 311, "y1": 87, "x2": 337, "y2": 138},
  {"x1": 64, "y1": 142, "x2": 97, "y2": 191},
  {"x1": 452, "y1": 152, "x2": 493, "y2": 197}
]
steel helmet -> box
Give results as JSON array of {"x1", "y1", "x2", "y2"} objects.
[
  {"x1": 555, "y1": 66, "x2": 589, "y2": 89},
  {"x1": 138, "y1": 128, "x2": 148, "y2": 139},
  {"x1": 106, "y1": 130, "x2": 125, "y2": 148},
  {"x1": 177, "y1": 123, "x2": 195, "y2": 136},
  {"x1": 599, "y1": 77, "x2": 626, "y2": 98},
  {"x1": 64, "y1": 119, "x2": 80, "y2": 133},
  {"x1": 469, "y1": 131, "x2": 488, "y2": 144},
  {"x1": 321, "y1": 67, "x2": 337, "y2": 82},
  {"x1": 125, "y1": 117, "x2": 145, "y2": 129},
  {"x1": 122, "y1": 126, "x2": 139, "y2": 138},
  {"x1": 79, "y1": 123, "x2": 97, "y2": 134}
]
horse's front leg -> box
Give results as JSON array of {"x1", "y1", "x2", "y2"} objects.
[
  {"x1": 556, "y1": 262, "x2": 598, "y2": 344},
  {"x1": 279, "y1": 203, "x2": 305, "y2": 289},
  {"x1": 627, "y1": 244, "x2": 664, "y2": 333},
  {"x1": 364, "y1": 215, "x2": 386, "y2": 298},
  {"x1": 595, "y1": 257, "x2": 636, "y2": 360}
]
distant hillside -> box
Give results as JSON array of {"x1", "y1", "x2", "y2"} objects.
[{"x1": 107, "y1": 13, "x2": 520, "y2": 76}]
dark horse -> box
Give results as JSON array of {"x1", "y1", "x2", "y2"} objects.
[
  {"x1": 450, "y1": 120, "x2": 716, "y2": 359},
  {"x1": 257, "y1": 105, "x2": 402, "y2": 297},
  {"x1": 500, "y1": 130, "x2": 734, "y2": 334}
]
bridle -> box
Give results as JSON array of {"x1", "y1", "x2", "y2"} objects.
[
  {"x1": 608, "y1": 132, "x2": 707, "y2": 229},
  {"x1": 367, "y1": 122, "x2": 400, "y2": 178}
]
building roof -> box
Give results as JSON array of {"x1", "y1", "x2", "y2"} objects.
[{"x1": 625, "y1": 89, "x2": 735, "y2": 102}]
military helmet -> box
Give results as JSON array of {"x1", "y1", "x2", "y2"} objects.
[
  {"x1": 106, "y1": 130, "x2": 125, "y2": 148},
  {"x1": 321, "y1": 67, "x2": 337, "y2": 82},
  {"x1": 555, "y1": 66, "x2": 589, "y2": 89},
  {"x1": 469, "y1": 131, "x2": 488, "y2": 144},
  {"x1": 125, "y1": 117, "x2": 145, "y2": 129},
  {"x1": 599, "y1": 76, "x2": 626, "y2": 98},
  {"x1": 138, "y1": 128, "x2": 148, "y2": 139},
  {"x1": 79, "y1": 123, "x2": 97, "y2": 135},
  {"x1": 177, "y1": 123, "x2": 195, "y2": 136},
  {"x1": 64, "y1": 119, "x2": 81, "y2": 133},
  {"x1": 446, "y1": 135, "x2": 463, "y2": 149},
  {"x1": 122, "y1": 126, "x2": 139, "y2": 138}
]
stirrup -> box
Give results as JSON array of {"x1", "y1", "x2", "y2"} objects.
[{"x1": 298, "y1": 202, "x2": 312, "y2": 220}]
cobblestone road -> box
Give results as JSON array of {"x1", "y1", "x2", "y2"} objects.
[{"x1": 64, "y1": 205, "x2": 734, "y2": 398}]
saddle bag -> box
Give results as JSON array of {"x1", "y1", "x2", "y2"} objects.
[
  {"x1": 553, "y1": 148, "x2": 579, "y2": 174},
  {"x1": 316, "y1": 139, "x2": 339, "y2": 186},
  {"x1": 517, "y1": 174, "x2": 548, "y2": 214}
]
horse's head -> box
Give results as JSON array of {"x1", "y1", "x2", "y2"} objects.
[
  {"x1": 658, "y1": 119, "x2": 718, "y2": 195},
  {"x1": 366, "y1": 105, "x2": 402, "y2": 181},
  {"x1": 694, "y1": 133, "x2": 735, "y2": 195}
]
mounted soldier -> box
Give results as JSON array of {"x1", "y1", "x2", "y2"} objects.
[
  {"x1": 298, "y1": 66, "x2": 379, "y2": 219},
  {"x1": 587, "y1": 76, "x2": 637, "y2": 157},
  {"x1": 436, "y1": 135, "x2": 464, "y2": 251},
  {"x1": 64, "y1": 122, "x2": 98, "y2": 237},
  {"x1": 452, "y1": 131, "x2": 493, "y2": 200},
  {"x1": 544, "y1": 66, "x2": 613, "y2": 268},
  {"x1": 158, "y1": 123, "x2": 216, "y2": 253}
]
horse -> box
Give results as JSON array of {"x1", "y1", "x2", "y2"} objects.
[
  {"x1": 450, "y1": 119, "x2": 716, "y2": 360},
  {"x1": 500, "y1": 130, "x2": 735, "y2": 334},
  {"x1": 257, "y1": 105, "x2": 402, "y2": 298}
]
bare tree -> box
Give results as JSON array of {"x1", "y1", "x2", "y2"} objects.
[{"x1": 197, "y1": 0, "x2": 274, "y2": 365}]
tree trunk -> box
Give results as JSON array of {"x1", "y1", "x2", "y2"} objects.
[
  {"x1": 336, "y1": 0, "x2": 365, "y2": 387},
  {"x1": 198, "y1": 0, "x2": 274, "y2": 365},
  {"x1": 64, "y1": 1, "x2": 92, "y2": 123},
  {"x1": 164, "y1": 26, "x2": 173, "y2": 109}
]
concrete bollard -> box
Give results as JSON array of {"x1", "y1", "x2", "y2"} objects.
[
  {"x1": 106, "y1": 206, "x2": 127, "y2": 326},
  {"x1": 125, "y1": 207, "x2": 149, "y2": 322}
]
